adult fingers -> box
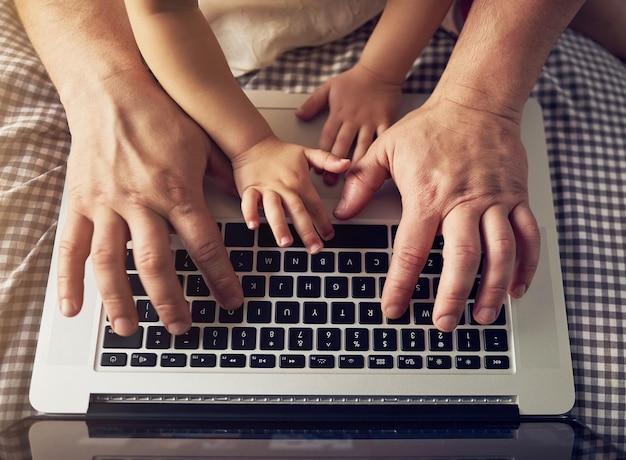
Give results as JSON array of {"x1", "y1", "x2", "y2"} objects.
[
  {"x1": 90, "y1": 208, "x2": 137, "y2": 336},
  {"x1": 508, "y1": 203, "x2": 540, "y2": 297},
  {"x1": 125, "y1": 208, "x2": 189, "y2": 335},
  {"x1": 473, "y1": 205, "x2": 516, "y2": 325},
  {"x1": 169, "y1": 199, "x2": 244, "y2": 311},
  {"x1": 433, "y1": 207, "x2": 483, "y2": 332},
  {"x1": 382, "y1": 210, "x2": 440, "y2": 319},
  {"x1": 57, "y1": 210, "x2": 93, "y2": 318}
]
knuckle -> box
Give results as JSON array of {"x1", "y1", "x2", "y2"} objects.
[{"x1": 133, "y1": 248, "x2": 172, "y2": 276}]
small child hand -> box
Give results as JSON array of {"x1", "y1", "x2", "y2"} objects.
[{"x1": 232, "y1": 135, "x2": 350, "y2": 253}]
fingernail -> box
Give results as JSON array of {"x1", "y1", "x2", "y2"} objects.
[
  {"x1": 384, "y1": 306, "x2": 404, "y2": 319},
  {"x1": 112, "y1": 318, "x2": 136, "y2": 336},
  {"x1": 167, "y1": 321, "x2": 191, "y2": 335},
  {"x1": 310, "y1": 243, "x2": 323, "y2": 254},
  {"x1": 436, "y1": 315, "x2": 458, "y2": 332},
  {"x1": 511, "y1": 284, "x2": 527, "y2": 298},
  {"x1": 279, "y1": 236, "x2": 292, "y2": 247},
  {"x1": 60, "y1": 299, "x2": 76, "y2": 317},
  {"x1": 223, "y1": 298, "x2": 244, "y2": 310},
  {"x1": 476, "y1": 308, "x2": 496, "y2": 325}
]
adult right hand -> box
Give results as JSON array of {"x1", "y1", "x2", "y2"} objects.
[{"x1": 58, "y1": 69, "x2": 243, "y2": 336}]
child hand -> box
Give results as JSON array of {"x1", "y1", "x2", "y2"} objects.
[
  {"x1": 231, "y1": 135, "x2": 350, "y2": 253},
  {"x1": 295, "y1": 62, "x2": 402, "y2": 184}
]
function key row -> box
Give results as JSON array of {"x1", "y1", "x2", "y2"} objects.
[{"x1": 101, "y1": 352, "x2": 509, "y2": 370}]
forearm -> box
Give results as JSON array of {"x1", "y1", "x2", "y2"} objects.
[
  {"x1": 14, "y1": 0, "x2": 151, "y2": 112},
  {"x1": 124, "y1": 0, "x2": 273, "y2": 159},
  {"x1": 359, "y1": 0, "x2": 453, "y2": 85},
  {"x1": 437, "y1": 0, "x2": 586, "y2": 117}
]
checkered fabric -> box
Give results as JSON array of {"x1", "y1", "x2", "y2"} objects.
[{"x1": 1, "y1": 0, "x2": 625, "y2": 455}]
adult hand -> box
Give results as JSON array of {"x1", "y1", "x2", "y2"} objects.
[
  {"x1": 58, "y1": 70, "x2": 243, "y2": 336},
  {"x1": 295, "y1": 62, "x2": 402, "y2": 184},
  {"x1": 333, "y1": 88, "x2": 541, "y2": 332}
]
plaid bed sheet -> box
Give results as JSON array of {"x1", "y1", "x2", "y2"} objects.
[{"x1": 1, "y1": 0, "x2": 625, "y2": 455}]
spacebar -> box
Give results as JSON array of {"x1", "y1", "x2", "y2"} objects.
[{"x1": 325, "y1": 224, "x2": 388, "y2": 249}]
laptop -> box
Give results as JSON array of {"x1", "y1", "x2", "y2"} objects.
[{"x1": 30, "y1": 90, "x2": 575, "y2": 423}]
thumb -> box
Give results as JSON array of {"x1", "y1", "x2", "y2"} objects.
[
  {"x1": 295, "y1": 84, "x2": 330, "y2": 121},
  {"x1": 333, "y1": 142, "x2": 390, "y2": 220}
]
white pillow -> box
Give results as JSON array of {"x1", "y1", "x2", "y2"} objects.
[{"x1": 199, "y1": 0, "x2": 385, "y2": 76}]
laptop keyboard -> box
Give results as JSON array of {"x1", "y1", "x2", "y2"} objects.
[{"x1": 99, "y1": 222, "x2": 512, "y2": 373}]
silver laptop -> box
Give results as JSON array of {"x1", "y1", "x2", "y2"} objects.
[{"x1": 30, "y1": 90, "x2": 574, "y2": 421}]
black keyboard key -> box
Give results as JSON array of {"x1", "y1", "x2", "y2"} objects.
[
  {"x1": 373, "y1": 329, "x2": 397, "y2": 351},
  {"x1": 280, "y1": 354, "x2": 306, "y2": 368},
  {"x1": 288, "y1": 328, "x2": 313, "y2": 350},
  {"x1": 250, "y1": 354, "x2": 276, "y2": 368},
  {"x1": 175, "y1": 250, "x2": 197, "y2": 271},
  {"x1": 414, "y1": 303, "x2": 435, "y2": 325},
  {"x1": 219, "y1": 307, "x2": 244, "y2": 323},
  {"x1": 103, "y1": 326, "x2": 143, "y2": 349},
  {"x1": 484, "y1": 330, "x2": 508, "y2": 352},
  {"x1": 386, "y1": 308, "x2": 410, "y2": 325},
  {"x1": 174, "y1": 327, "x2": 200, "y2": 349},
  {"x1": 224, "y1": 223, "x2": 254, "y2": 247},
  {"x1": 242, "y1": 275, "x2": 266, "y2": 297},
  {"x1": 186, "y1": 275, "x2": 210, "y2": 297},
  {"x1": 161, "y1": 353, "x2": 187, "y2": 367},
  {"x1": 247, "y1": 301, "x2": 272, "y2": 323},
  {"x1": 412, "y1": 277, "x2": 430, "y2": 300},
  {"x1": 485, "y1": 356, "x2": 510, "y2": 369},
  {"x1": 257, "y1": 251, "x2": 281, "y2": 272},
  {"x1": 401, "y1": 329, "x2": 425, "y2": 351},
  {"x1": 338, "y1": 252, "x2": 361, "y2": 273},
  {"x1": 203, "y1": 327, "x2": 228, "y2": 349},
  {"x1": 398, "y1": 355, "x2": 423, "y2": 369},
  {"x1": 359, "y1": 302, "x2": 383, "y2": 324},
  {"x1": 258, "y1": 223, "x2": 305, "y2": 248},
  {"x1": 220, "y1": 354, "x2": 246, "y2": 367},
  {"x1": 339, "y1": 355, "x2": 364, "y2": 369},
  {"x1": 191, "y1": 300, "x2": 216, "y2": 323},
  {"x1": 101, "y1": 353, "x2": 127, "y2": 367},
  {"x1": 125, "y1": 249, "x2": 136, "y2": 271},
  {"x1": 457, "y1": 329, "x2": 480, "y2": 352},
  {"x1": 325, "y1": 225, "x2": 388, "y2": 249},
  {"x1": 368, "y1": 355, "x2": 394, "y2": 369},
  {"x1": 190, "y1": 353, "x2": 216, "y2": 367},
  {"x1": 269, "y1": 276, "x2": 293, "y2": 297},
  {"x1": 365, "y1": 252, "x2": 388, "y2": 273},
  {"x1": 284, "y1": 251, "x2": 308, "y2": 272},
  {"x1": 422, "y1": 252, "x2": 443, "y2": 274},
  {"x1": 317, "y1": 328, "x2": 341, "y2": 351},
  {"x1": 260, "y1": 327, "x2": 285, "y2": 350},
  {"x1": 130, "y1": 353, "x2": 157, "y2": 367},
  {"x1": 297, "y1": 276, "x2": 321, "y2": 298},
  {"x1": 128, "y1": 274, "x2": 146, "y2": 296},
  {"x1": 331, "y1": 302, "x2": 355, "y2": 324},
  {"x1": 345, "y1": 328, "x2": 369, "y2": 351},
  {"x1": 275, "y1": 301, "x2": 299, "y2": 323},
  {"x1": 427, "y1": 355, "x2": 452, "y2": 369},
  {"x1": 456, "y1": 355, "x2": 481, "y2": 369},
  {"x1": 310, "y1": 355, "x2": 335, "y2": 368},
  {"x1": 303, "y1": 302, "x2": 328, "y2": 324},
  {"x1": 137, "y1": 300, "x2": 159, "y2": 322},
  {"x1": 352, "y1": 277, "x2": 376, "y2": 298},
  {"x1": 311, "y1": 252, "x2": 334, "y2": 272},
  {"x1": 325, "y1": 277, "x2": 349, "y2": 298},
  {"x1": 231, "y1": 327, "x2": 257, "y2": 350},
  {"x1": 146, "y1": 326, "x2": 171, "y2": 349},
  {"x1": 230, "y1": 250, "x2": 253, "y2": 272},
  {"x1": 429, "y1": 329, "x2": 453, "y2": 352}
]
